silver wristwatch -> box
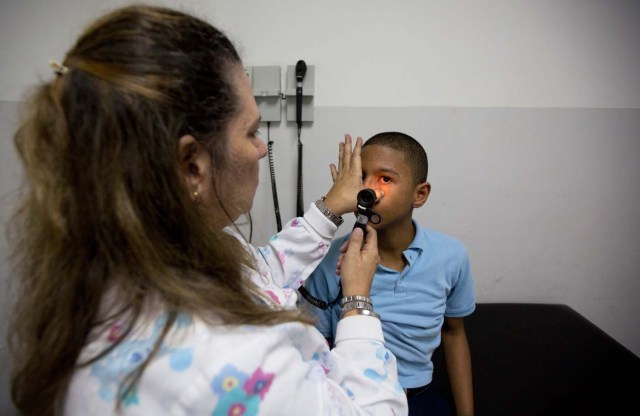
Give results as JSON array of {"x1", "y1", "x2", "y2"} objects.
[{"x1": 315, "y1": 196, "x2": 344, "y2": 227}]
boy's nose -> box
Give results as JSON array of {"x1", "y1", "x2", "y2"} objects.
[
  {"x1": 363, "y1": 177, "x2": 376, "y2": 189},
  {"x1": 257, "y1": 139, "x2": 268, "y2": 159}
]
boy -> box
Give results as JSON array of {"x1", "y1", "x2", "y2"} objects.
[{"x1": 304, "y1": 132, "x2": 475, "y2": 416}]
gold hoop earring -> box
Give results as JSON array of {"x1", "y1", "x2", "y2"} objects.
[{"x1": 193, "y1": 191, "x2": 200, "y2": 202}]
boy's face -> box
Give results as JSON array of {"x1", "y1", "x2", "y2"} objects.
[{"x1": 361, "y1": 144, "x2": 428, "y2": 231}]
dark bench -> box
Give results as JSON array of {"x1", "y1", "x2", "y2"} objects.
[{"x1": 432, "y1": 303, "x2": 640, "y2": 415}]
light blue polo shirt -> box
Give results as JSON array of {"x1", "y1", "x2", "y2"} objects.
[{"x1": 304, "y1": 221, "x2": 476, "y2": 388}]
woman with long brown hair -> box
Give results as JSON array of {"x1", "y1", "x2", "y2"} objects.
[{"x1": 8, "y1": 5, "x2": 406, "y2": 416}]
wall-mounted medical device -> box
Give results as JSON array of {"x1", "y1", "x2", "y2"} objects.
[
  {"x1": 285, "y1": 64, "x2": 315, "y2": 123},
  {"x1": 244, "y1": 66, "x2": 282, "y2": 122},
  {"x1": 243, "y1": 62, "x2": 317, "y2": 222},
  {"x1": 244, "y1": 64, "x2": 315, "y2": 124}
]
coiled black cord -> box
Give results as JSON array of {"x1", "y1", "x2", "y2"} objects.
[
  {"x1": 267, "y1": 122, "x2": 282, "y2": 231},
  {"x1": 296, "y1": 124, "x2": 304, "y2": 217},
  {"x1": 298, "y1": 283, "x2": 342, "y2": 310}
]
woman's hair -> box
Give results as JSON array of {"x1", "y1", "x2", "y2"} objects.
[{"x1": 8, "y1": 5, "x2": 309, "y2": 414}]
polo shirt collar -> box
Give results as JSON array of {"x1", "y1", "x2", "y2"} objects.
[{"x1": 403, "y1": 220, "x2": 426, "y2": 266}]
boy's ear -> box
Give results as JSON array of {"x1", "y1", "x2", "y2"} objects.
[
  {"x1": 178, "y1": 135, "x2": 209, "y2": 196},
  {"x1": 413, "y1": 181, "x2": 431, "y2": 208}
]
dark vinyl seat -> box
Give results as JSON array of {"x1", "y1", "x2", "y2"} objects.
[{"x1": 431, "y1": 303, "x2": 640, "y2": 416}]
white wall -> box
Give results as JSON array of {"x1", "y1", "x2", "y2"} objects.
[
  {"x1": 1, "y1": 2, "x2": 639, "y2": 412},
  {"x1": 2, "y1": 0, "x2": 639, "y2": 107}
]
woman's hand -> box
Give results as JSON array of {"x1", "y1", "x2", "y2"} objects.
[
  {"x1": 322, "y1": 134, "x2": 364, "y2": 217},
  {"x1": 338, "y1": 225, "x2": 379, "y2": 297}
]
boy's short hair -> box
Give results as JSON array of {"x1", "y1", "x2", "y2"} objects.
[{"x1": 363, "y1": 132, "x2": 428, "y2": 184}]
